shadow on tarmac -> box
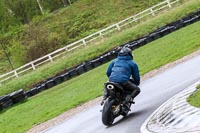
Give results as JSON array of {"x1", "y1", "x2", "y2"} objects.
[{"x1": 105, "y1": 108, "x2": 149, "y2": 128}]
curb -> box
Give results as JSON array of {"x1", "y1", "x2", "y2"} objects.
[{"x1": 141, "y1": 81, "x2": 200, "y2": 133}]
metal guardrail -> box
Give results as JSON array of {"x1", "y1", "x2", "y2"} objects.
[{"x1": 0, "y1": 0, "x2": 180, "y2": 84}]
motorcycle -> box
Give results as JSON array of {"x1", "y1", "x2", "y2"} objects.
[{"x1": 101, "y1": 81, "x2": 135, "y2": 126}]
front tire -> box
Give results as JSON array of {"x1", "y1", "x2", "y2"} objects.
[{"x1": 102, "y1": 99, "x2": 115, "y2": 126}]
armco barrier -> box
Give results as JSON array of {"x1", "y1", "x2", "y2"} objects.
[{"x1": 0, "y1": 10, "x2": 200, "y2": 111}]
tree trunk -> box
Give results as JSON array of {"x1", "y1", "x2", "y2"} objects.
[{"x1": 36, "y1": 0, "x2": 44, "y2": 14}]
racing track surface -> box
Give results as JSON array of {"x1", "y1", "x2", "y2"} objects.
[{"x1": 43, "y1": 54, "x2": 200, "y2": 133}]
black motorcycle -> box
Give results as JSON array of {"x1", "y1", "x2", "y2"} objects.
[{"x1": 101, "y1": 82, "x2": 134, "y2": 126}]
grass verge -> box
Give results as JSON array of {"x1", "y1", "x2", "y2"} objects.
[
  {"x1": 0, "y1": 0, "x2": 200, "y2": 96},
  {"x1": 188, "y1": 84, "x2": 200, "y2": 107},
  {"x1": 0, "y1": 19, "x2": 200, "y2": 133}
]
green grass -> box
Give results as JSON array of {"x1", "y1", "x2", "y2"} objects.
[
  {"x1": 188, "y1": 84, "x2": 200, "y2": 107},
  {"x1": 198, "y1": 84, "x2": 200, "y2": 89},
  {"x1": 1, "y1": 0, "x2": 200, "y2": 96},
  {"x1": 0, "y1": 18, "x2": 200, "y2": 133},
  {"x1": 37, "y1": 0, "x2": 163, "y2": 43}
]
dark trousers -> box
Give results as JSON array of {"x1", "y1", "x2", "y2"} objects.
[
  {"x1": 103, "y1": 79, "x2": 140, "y2": 100},
  {"x1": 121, "y1": 80, "x2": 140, "y2": 98}
]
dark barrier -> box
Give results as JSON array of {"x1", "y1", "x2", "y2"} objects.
[
  {"x1": 183, "y1": 15, "x2": 200, "y2": 26},
  {"x1": 68, "y1": 68, "x2": 78, "y2": 77},
  {"x1": 90, "y1": 58, "x2": 102, "y2": 68},
  {"x1": 85, "y1": 62, "x2": 94, "y2": 71},
  {"x1": 29, "y1": 87, "x2": 39, "y2": 96},
  {"x1": 76, "y1": 63, "x2": 86, "y2": 75},
  {"x1": 137, "y1": 37, "x2": 146, "y2": 46},
  {"x1": 100, "y1": 54, "x2": 110, "y2": 64},
  {"x1": 0, "y1": 95, "x2": 13, "y2": 110},
  {"x1": 60, "y1": 72, "x2": 71, "y2": 81},
  {"x1": 144, "y1": 36, "x2": 154, "y2": 44},
  {"x1": 170, "y1": 20, "x2": 184, "y2": 30},
  {"x1": 107, "y1": 50, "x2": 118, "y2": 60},
  {"x1": 10, "y1": 89, "x2": 26, "y2": 104},
  {"x1": 54, "y1": 76, "x2": 63, "y2": 85},
  {"x1": 45, "y1": 79, "x2": 56, "y2": 89},
  {"x1": 37, "y1": 83, "x2": 46, "y2": 92},
  {"x1": 128, "y1": 41, "x2": 139, "y2": 50},
  {"x1": 159, "y1": 26, "x2": 176, "y2": 36},
  {"x1": 149, "y1": 31, "x2": 161, "y2": 40}
]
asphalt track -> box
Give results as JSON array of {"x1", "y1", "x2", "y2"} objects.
[{"x1": 43, "y1": 54, "x2": 200, "y2": 133}]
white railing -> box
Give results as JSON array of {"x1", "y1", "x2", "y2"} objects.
[{"x1": 0, "y1": 0, "x2": 180, "y2": 84}]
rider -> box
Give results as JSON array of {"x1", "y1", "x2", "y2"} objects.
[{"x1": 101, "y1": 47, "x2": 140, "y2": 105}]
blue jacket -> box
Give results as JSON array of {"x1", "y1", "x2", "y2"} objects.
[{"x1": 106, "y1": 55, "x2": 140, "y2": 85}]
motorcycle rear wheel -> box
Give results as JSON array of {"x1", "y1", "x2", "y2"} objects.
[{"x1": 102, "y1": 99, "x2": 116, "y2": 126}]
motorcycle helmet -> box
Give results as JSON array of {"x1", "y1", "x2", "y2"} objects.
[{"x1": 118, "y1": 47, "x2": 133, "y2": 58}]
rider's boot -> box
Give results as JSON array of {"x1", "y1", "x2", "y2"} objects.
[
  {"x1": 125, "y1": 95, "x2": 135, "y2": 104},
  {"x1": 129, "y1": 89, "x2": 140, "y2": 103}
]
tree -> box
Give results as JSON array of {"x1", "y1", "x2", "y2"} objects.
[
  {"x1": 4, "y1": 0, "x2": 41, "y2": 24},
  {"x1": 0, "y1": 0, "x2": 19, "y2": 32}
]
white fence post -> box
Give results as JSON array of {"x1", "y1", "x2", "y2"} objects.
[
  {"x1": 65, "y1": 46, "x2": 69, "y2": 51},
  {"x1": 150, "y1": 8, "x2": 155, "y2": 16},
  {"x1": 14, "y1": 70, "x2": 19, "y2": 78},
  {"x1": 132, "y1": 16, "x2": 137, "y2": 22},
  {"x1": 82, "y1": 39, "x2": 87, "y2": 45},
  {"x1": 31, "y1": 62, "x2": 36, "y2": 70},
  {"x1": 116, "y1": 24, "x2": 121, "y2": 30},
  {"x1": 48, "y1": 55, "x2": 53, "y2": 62},
  {"x1": 99, "y1": 32, "x2": 104, "y2": 38},
  {"x1": 167, "y1": 0, "x2": 172, "y2": 8}
]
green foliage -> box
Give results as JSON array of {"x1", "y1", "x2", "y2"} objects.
[
  {"x1": 21, "y1": 24, "x2": 61, "y2": 61},
  {"x1": 40, "y1": 0, "x2": 66, "y2": 12},
  {"x1": 0, "y1": 0, "x2": 19, "y2": 33},
  {"x1": 5, "y1": 0, "x2": 41, "y2": 23},
  {"x1": 0, "y1": 49, "x2": 11, "y2": 74},
  {"x1": 8, "y1": 39, "x2": 26, "y2": 68},
  {"x1": 0, "y1": 35, "x2": 14, "y2": 73},
  {"x1": 0, "y1": 0, "x2": 73, "y2": 32}
]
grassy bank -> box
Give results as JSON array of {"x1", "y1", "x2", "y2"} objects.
[
  {"x1": 0, "y1": 0, "x2": 162, "y2": 73},
  {"x1": 188, "y1": 84, "x2": 200, "y2": 107},
  {"x1": 0, "y1": 0, "x2": 200, "y2": 96},
  {"x1": 0, "y1": 19, "x2": 200, "y2": 133}
]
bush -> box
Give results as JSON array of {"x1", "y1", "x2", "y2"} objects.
[
  {"x1": 22, "y1": 24, "x2": 61, "y2": 61},
  {"x1": 8, "y1": 39, "x2": 26, "y2": 68}
]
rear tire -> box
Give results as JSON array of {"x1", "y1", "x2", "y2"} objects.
[{"x1": 102, "y1": 100, "x2": 115, "y2": 126}]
